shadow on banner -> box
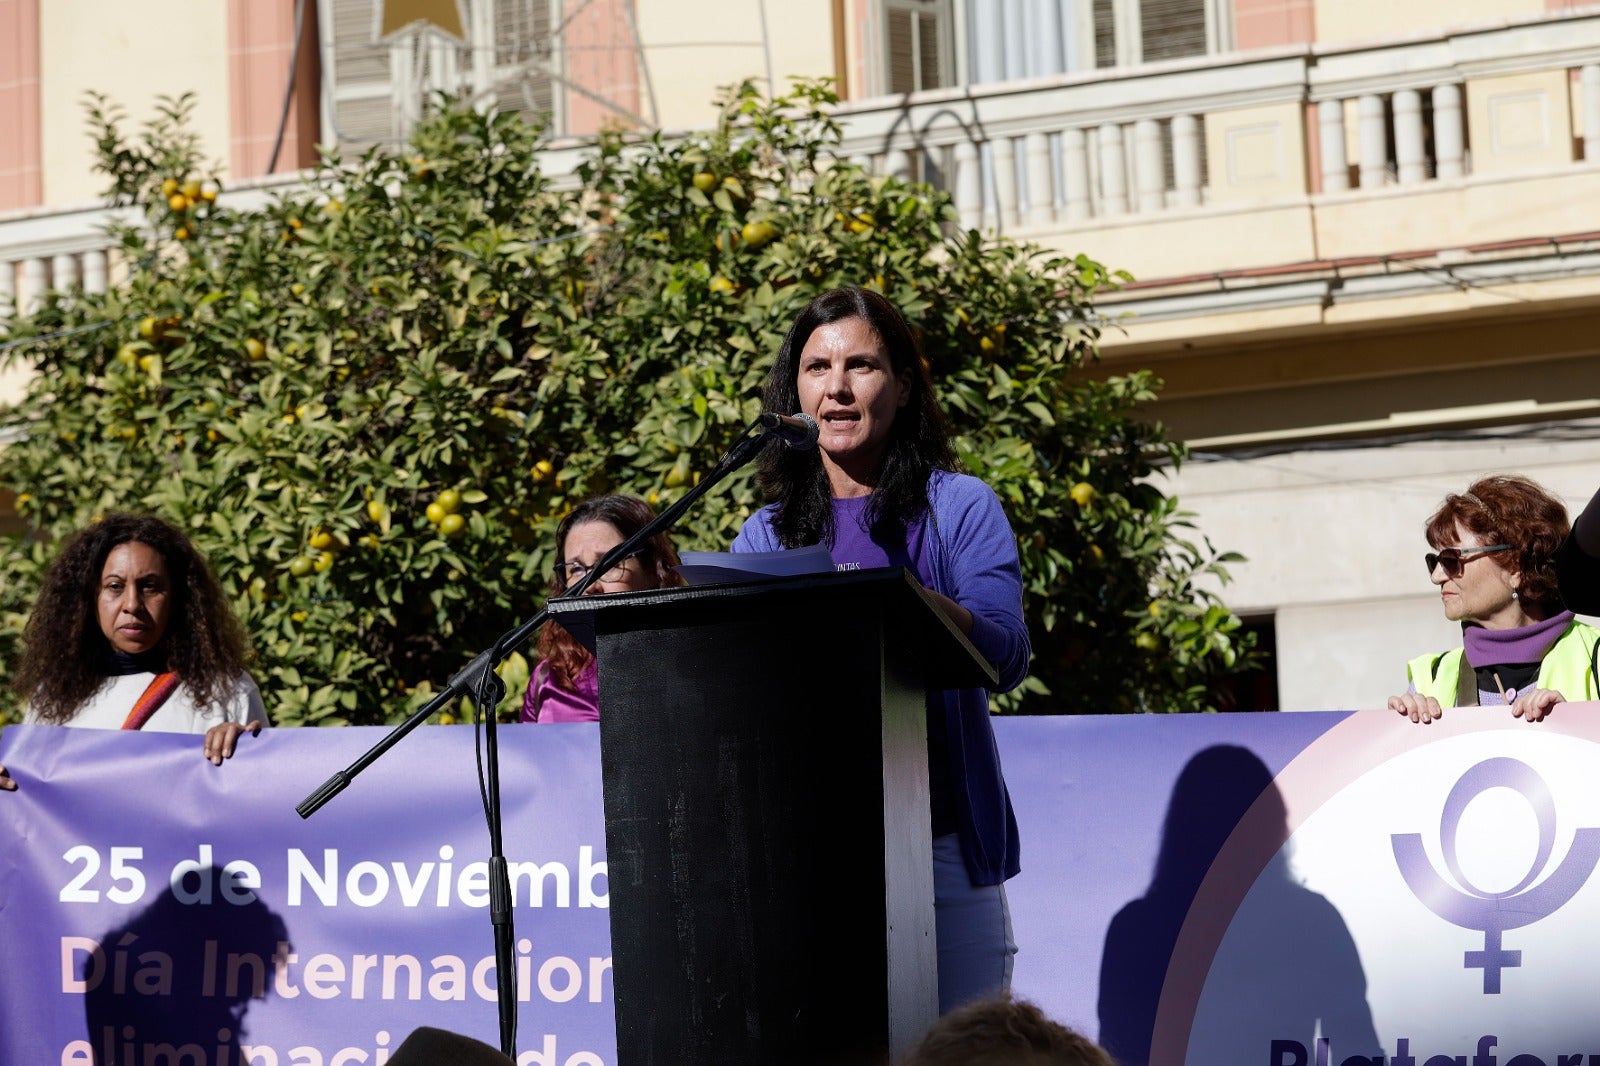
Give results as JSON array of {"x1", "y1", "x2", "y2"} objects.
[
  {"x1": 79, "y1": 867, "x2": 290, "y2": 1065},
  {"x1": 1097, "y1": 744, "x2": 1380, "y2": 1065}
]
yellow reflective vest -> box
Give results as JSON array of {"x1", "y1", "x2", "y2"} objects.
[{"x1": 1407, "y1": 620, "x2": 1600, "y2": 707}]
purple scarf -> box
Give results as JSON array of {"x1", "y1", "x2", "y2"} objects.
[{"x1": 1462, "y1": 611, "x2": 1574, "y2": 667}]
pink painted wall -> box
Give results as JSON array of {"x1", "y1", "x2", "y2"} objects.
[
  {"x1": 563, "y1": 0, "x2": 642, "y2": 135},
  {"x1": 1233, "y1": 0, "x2": 1315, "y2": 49},
  {"x1": 0, "y1": 0, "x2": 42, "y2": 210},
  {"x1": 227, "y1": 0, "x2": 320, "y2": 179}
]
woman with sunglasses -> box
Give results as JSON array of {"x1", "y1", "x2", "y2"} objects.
[
  {"x1": 521, "y1": 495, "x2": 682, "y2": 723},
  {"x1": 1389, "y1": 474, "x2": 1600, "y2": 724}
]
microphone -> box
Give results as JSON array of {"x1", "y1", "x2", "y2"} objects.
[{"x1": 759, "y1": 412, "x2": 819, "y2": 451}]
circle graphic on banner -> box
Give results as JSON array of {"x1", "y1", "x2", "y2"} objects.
[{"x1": 1164, "y1": 724, "x2": 1600, "y2": 1066}]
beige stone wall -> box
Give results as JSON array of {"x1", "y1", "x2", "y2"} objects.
[
  {"x1": 636, "y1": 0, "x2": 834, "y2": 129},
  {"x1": 1313, "y1": 0, "x2": 1547, "y2": 46},
  {"x1": 1163, "y1": 421, "x2": 1600, "y2": 711},
  {"x1": 1204, "y1": 102, "x2": 1310, "y2": 204},
  {"x1": 1065, "y1": 202, "x2": 1318, "y2": 283},
  {"x1": 38, "y1": 1, "x2": 230, "y2": 207},
  {"x1": 1466, "y1": 70, "x2": 1576, "y2": 175}
]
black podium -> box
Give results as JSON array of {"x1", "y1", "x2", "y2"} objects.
[{"x1": 545, "y1": 568, "x2": 997, "y2": 1066}]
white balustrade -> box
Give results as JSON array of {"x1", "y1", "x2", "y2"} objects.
[
  {"x1": 1317, "y1": 100, "x2": 1349, "y2": 192},
  {"x1": 1393, "y1": 90, "x2": 1426, "y2": 184},
  {"x1": 992, "y1": 136, "x2": 1021, "y2": 231},
  {"x1": 5, "y1": 10, "x2": 1600, "y2": 297},
  {"x1": 954, "y1": 140, "x2": 983, "y2": 229},
  {"x1": 1171, "y1": 114, "x2": 1202, "y2": 208},
  {"x1": 885, "y1": 148, "x2": 913, "y2": 182},
  {"x1": 1097, "y1": 123, "x2": 1129, "y2": 217},
  {"x1": 19, "y1": 258, "x2": 46, "y2": 316},
  {"x1": 1357, "y1": 94, "x2": 1389, "y2": 188},
  {"x1": 1062, "y1": 127, "x2": 1091, "y2": 222},
  {"x1": 1434, "y1": 84, "x2": 1465, "y2": 179},
  {"x1": 51, "y1": 253, "x2": 80, "y2": 293},
  {"x1": 1024, "y1": 131, "x2": 1055, "y2": 226},
  {"x1": 1134, "y1": 119, "x2": 1165, "y2": 212}
]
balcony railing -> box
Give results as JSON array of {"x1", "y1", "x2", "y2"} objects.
[
  {"x1": 831, "y1": 12, "x2": 1600, "y2": 234},
  {"x1": 6, "y1": 11, "x2": 1600, "y2": 316}
]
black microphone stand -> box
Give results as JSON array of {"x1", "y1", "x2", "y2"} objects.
[{"x1": 296, "y1": 416, "x2": 776, "y2": 1058}]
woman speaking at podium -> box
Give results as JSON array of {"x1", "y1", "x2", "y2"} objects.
[
  {"x1": 1389, "y1": 474, "x2": 1600, "y2": 723},
  {"x1": 733, "y1": 287, "x2": 1031, "y2": 1013}
]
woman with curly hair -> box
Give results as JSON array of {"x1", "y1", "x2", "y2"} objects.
[
  {"x1": 1389, "y1": 474, "x2": 1600, "y2": 724},
  {"x1": 522, "y1": 495, "x2": 681, "y2": 723},
  {"x1": 0, "y1": 513, "x2": 265, "y2": 791}
]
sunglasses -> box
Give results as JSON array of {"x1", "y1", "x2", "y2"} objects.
[{"x1": 1425, "y1": 544, "x2": 1513, "y2": 578}]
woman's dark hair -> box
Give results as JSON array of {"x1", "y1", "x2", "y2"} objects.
[
  {"x1": 536, "y1": 495, "x2": 681, "y2": 691},
  {"x1": 1424, "y1": 474, "x2": 1571, "y2": 615},
  {"x1": 15, "y1": 513, "x2": 252, "y2": 724},
  {"x1": 757, "y1": 287, "x2": 957, "y2": 548}
]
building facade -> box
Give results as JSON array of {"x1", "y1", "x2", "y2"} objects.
[{"x1": 4, "y1": 0, "x2": 1600, "y2": 710}]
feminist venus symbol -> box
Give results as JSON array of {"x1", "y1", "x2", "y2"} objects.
[{"x1": 1391, "y1": 757, "x2": 1600, "y2": 993}]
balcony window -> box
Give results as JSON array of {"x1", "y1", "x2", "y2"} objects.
[
  {"x1": 1093, "y1": 0, "x2": 1222, "y2": 67},
  {"x1": 938, "y1": 0, "x2": 1230, "y2": 92},
  {"x1": 319, "y1": 0, "x2": 559, "y2": 147},
  {"x1": 886, "y1": 0, "x2": 954, "y2": 94}
]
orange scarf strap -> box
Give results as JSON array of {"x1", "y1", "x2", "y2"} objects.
[{"x1": 120, "y1": 672, "x2": 181, "y2": 731}]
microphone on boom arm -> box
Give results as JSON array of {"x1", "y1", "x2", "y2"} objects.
[{"x1": 759, "y1": 412, "x2": 819, "y2": 451}]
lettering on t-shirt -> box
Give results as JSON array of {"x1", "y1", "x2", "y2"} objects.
[{"x1": 836, "y1": 561, "x2": 861, "y2": 572}]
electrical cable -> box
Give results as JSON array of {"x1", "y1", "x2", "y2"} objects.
[{"x1": 265, "y1": 0, "x2": 310, "y2": 174}]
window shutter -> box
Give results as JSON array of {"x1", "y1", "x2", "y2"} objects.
[
  {"x1": 1140, "y1": 0, "x2": 1207, "y2": 62},
  {"x1": 918, "y1": 11, "x2": 943, "y2": 89},
  {"x1": 887, "y1": 8, "x2": 916, "y2": 93},
  {"x1": 323, "y1": 0, "x2": 399, "y2": 145},
  {"x1": 884, "y1": 0, "x2": 949, "y2": 94},
  {"x1": 320, "y1": 0, "x2": 559, "y2": 148},
  {"x1": 1093, "y1": 0, "x2": 1117, "y2": 69},
  {"x1": 491, "y1": 0, "x2": 556, "y2": 124}
]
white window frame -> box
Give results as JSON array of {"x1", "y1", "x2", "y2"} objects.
[
  {"x1": 1076, "y1": 0, "x2": 1232, "y2": 69},
  {"x1": 879, "y1": 0, "x2": 957, "y2": 96}
]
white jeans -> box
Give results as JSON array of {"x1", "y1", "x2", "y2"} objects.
[{"x1": 932, "y1": 832, "x2": 1017, "y2": 1013}]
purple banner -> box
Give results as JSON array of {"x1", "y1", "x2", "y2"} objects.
[
  {"x1": 0, "y1": 723, "x2": 615, "y2": 1065},
  {"x1": 9, "y1": 706, "x2": 1600, "y2": 1065}
]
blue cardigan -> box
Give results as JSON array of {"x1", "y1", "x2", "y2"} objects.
[{"x1": 732, "y1": 468, "x2": 1029, "y2": 886}]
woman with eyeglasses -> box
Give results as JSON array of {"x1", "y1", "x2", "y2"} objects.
[
  {"x1": 521, "y1": 495, "x2": 682, "y2": 723},
  {"x1": 1389, "y1": 474, "x2": 1600, "y2": 725}
]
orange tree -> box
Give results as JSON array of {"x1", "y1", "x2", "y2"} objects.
[{"x1": 0, "y1": 83, "x2": 1251, "y2": 726}]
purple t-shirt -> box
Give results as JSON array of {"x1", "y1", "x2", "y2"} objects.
[
  {"x1": 521, "y1": 658, "x2": 599, "y2": 723},
  {"x1": 829, "y1": 496, "x2": 957, "y2": 833},
  {"x1": 829, "y1": 495, "x2": 929, "y2": 579}
]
